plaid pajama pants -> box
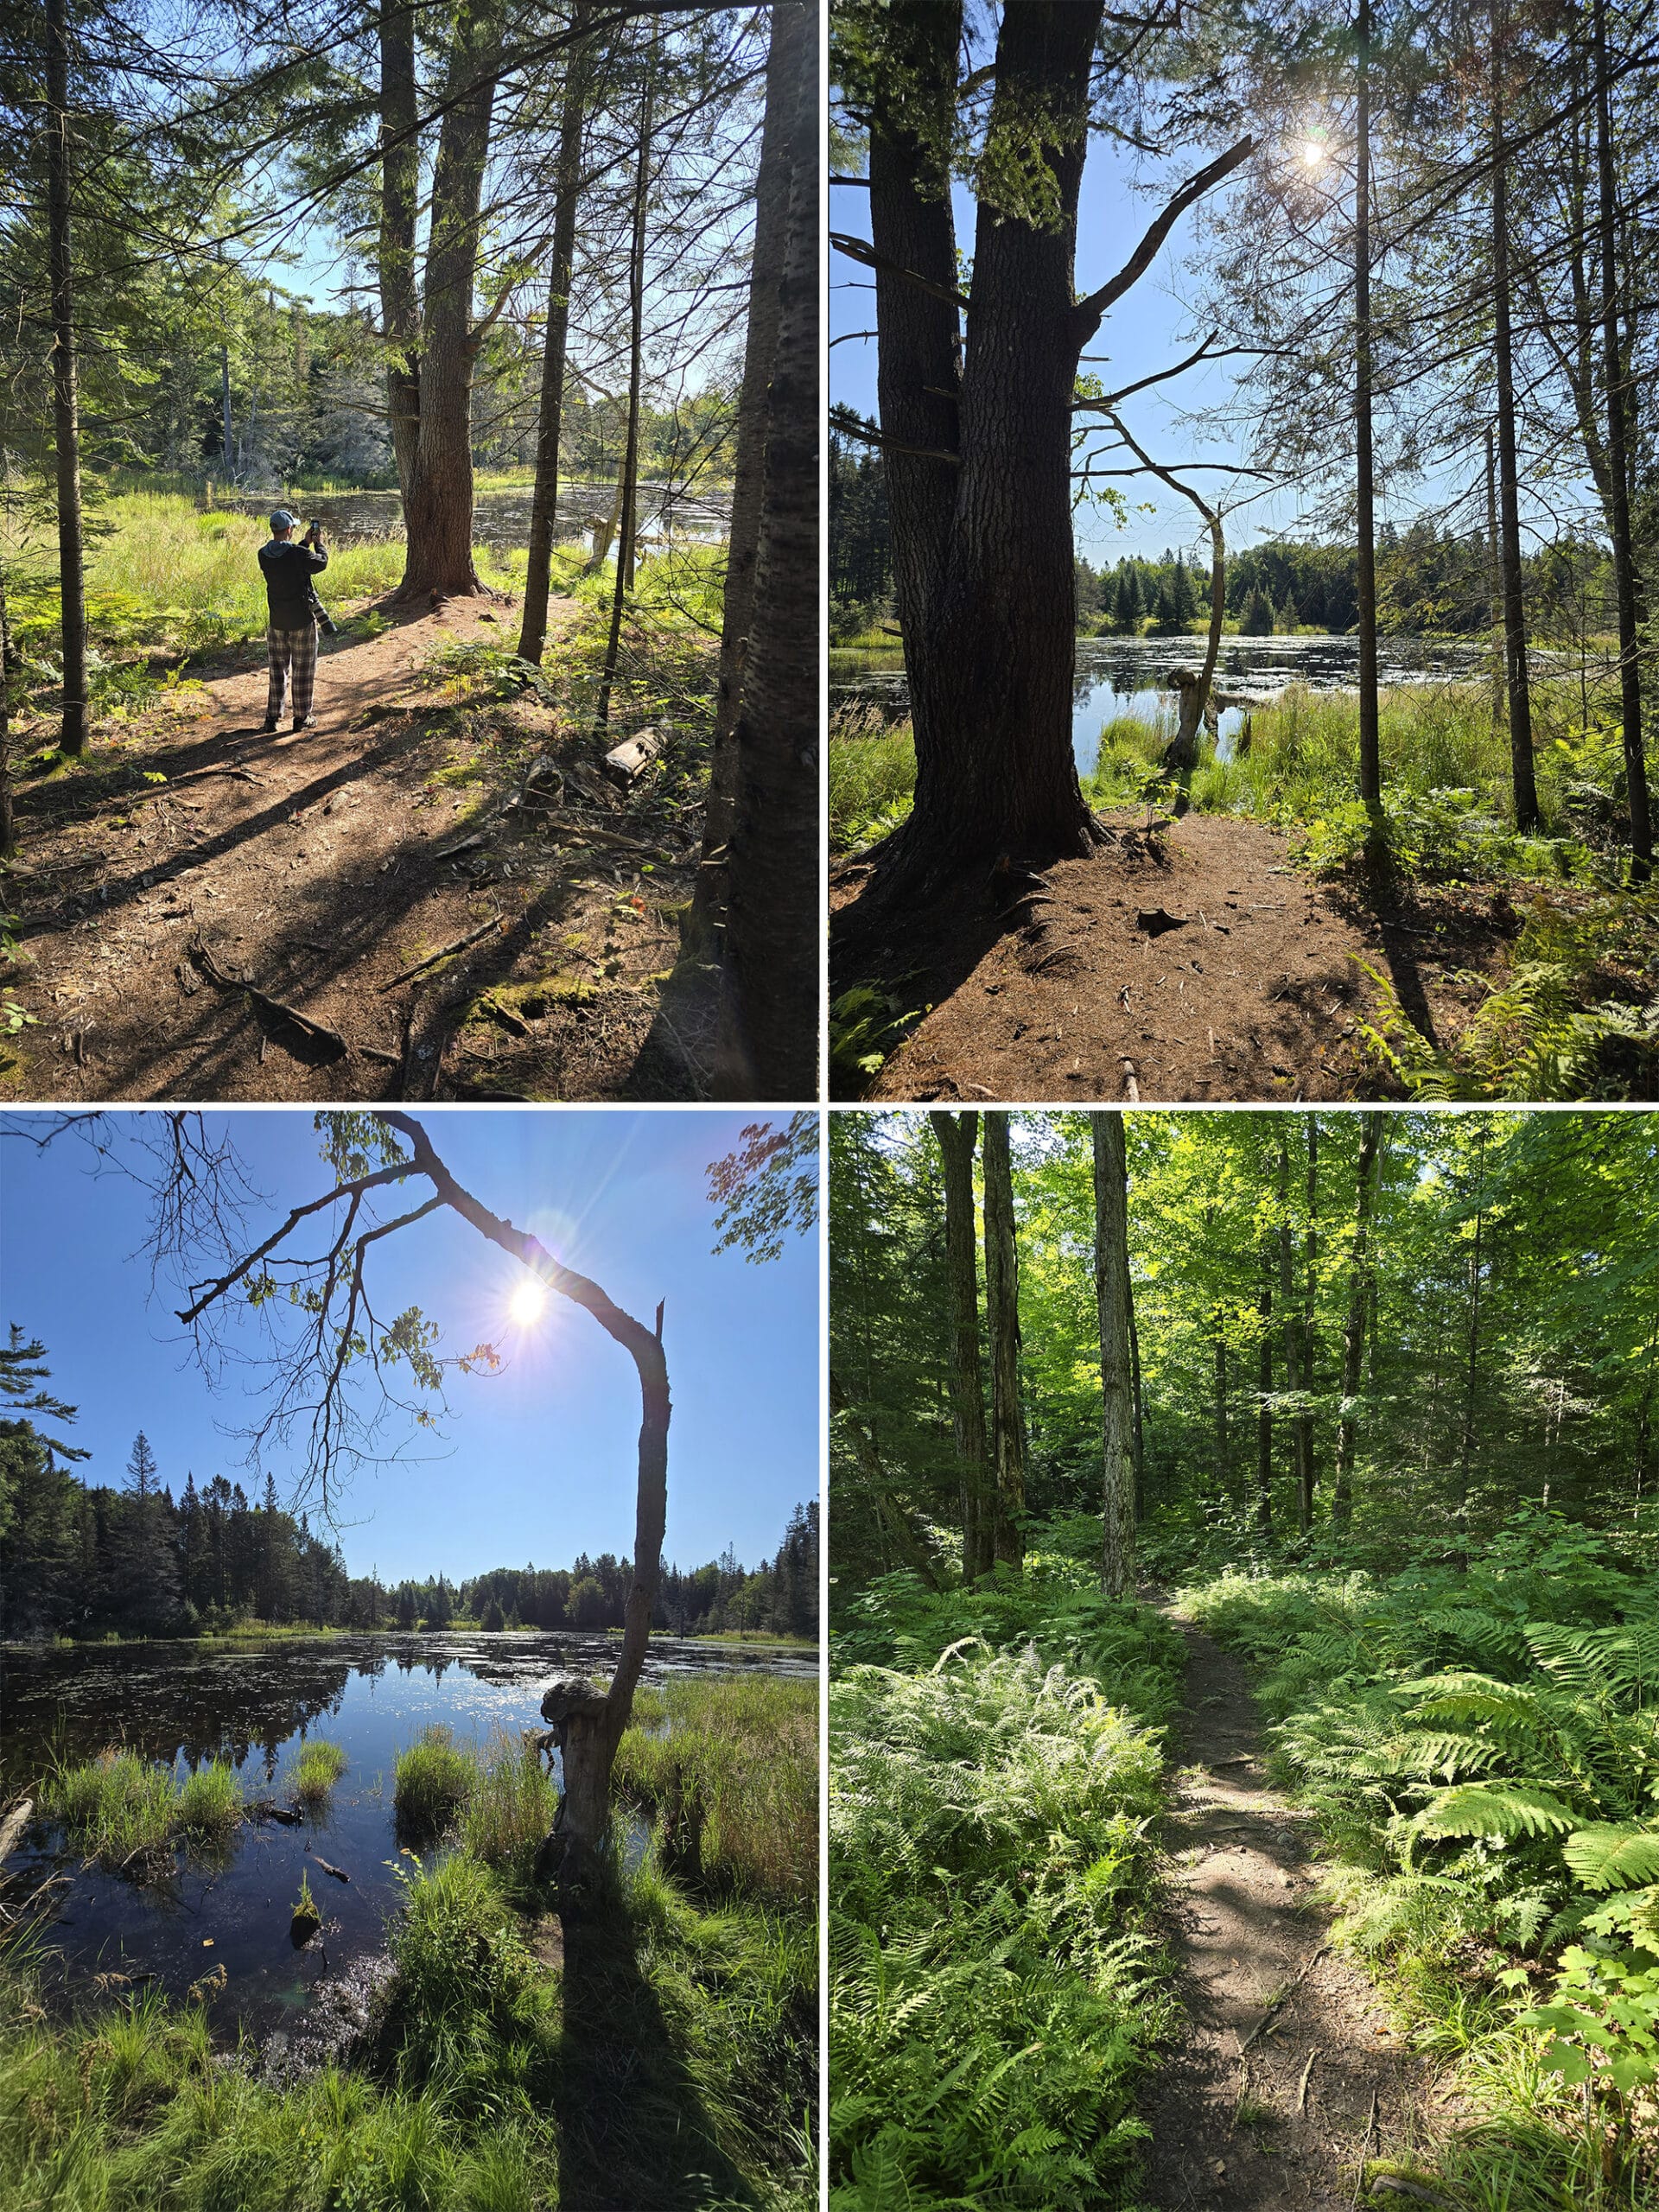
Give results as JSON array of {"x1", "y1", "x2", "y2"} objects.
[{"x1": 265, "y1": 622, "x2": 318, "y2": 722}]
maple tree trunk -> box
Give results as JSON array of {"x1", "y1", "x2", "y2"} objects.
[
  {"x1": 930, "y1": 1111, "x2": 993, "y2": 1581},
  {"x1": 982, "y1": 1112, "x2": 1027, "y2": 1570},
  {"x1": 1093, "y1": 1112, "x2": 1135, "y2": 1599}
]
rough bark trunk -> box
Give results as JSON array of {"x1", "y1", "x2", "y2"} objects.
[
  {"x1": 1300, "y1": 1116, "x2": 1319, "y2": 1532},
  {"x1": 1256, "y1": 1252, "x2": 1274, "y2": 1530},
  {"x1": 1213, "y1": 1323, "x2": 1230, "y2": 1501},
  {"x1": 1128, "y1": 1292, "x2": 1146, "y2": 1522},
  {"x1": 930, "y1": 1111, "x2": 993, "y2": 1582},
  {"x1": 1491, "y1": 3, "x2": 1540, "y2": 831},
  {"x1": 1332, "y1": 1114, "x2": 1382, "y2": 1525},
  {"x1": 1592, "y1": 0, "x2": 1650, "y2": 880},
  {"x1": 892, "y1": 1, "x2": 1108, "y2": 890},
  {"x1": 689, "y1": 0, "x2": 804, "y2": 956},
  {"x1": 376, "y1": 1115, "x2": 667, "y2": 1885},
  {"x1": 596, "y1": 35, "x2": 656, "y2": 728},
  {"x1": 45, "y1": 0, "x2": 88, "y2": 758},
  {"x1": 517, "y1": 8, "x2": 590, "y2": 665},
  {"x1": 0, "y1": 566, "x2": 14, "y2": 859},
  {"x1": 1354, "y1": 0, "x2": 1380, "y2": 820},
  {"x1": 710, "y1": 0, "x2": 818, "y2": 1099},
  {"x1": 1093, "y1": 1112, "x2": 1136, "y2": 1599},
  {"x1": 981, "y1": 1111, "x2": 1027, "y2": 1571},
  {"x1": 394, "y1": 0, "x2": 506, "y2": 602},
  {"x1": 378, "y1": 0, "x2": 422, "y2": 508},
  {"x1": 1484, "y1": 426, "x2": 1505, "y2": 736},
  {"x1": 1277, "y1": 1132, "x2": 1307, "y2": 1535}
]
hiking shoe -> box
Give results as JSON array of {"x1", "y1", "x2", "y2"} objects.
[
  {"x1": 292, "y1": 715, "x2": 317, "y2": 732},
  {"x1": 261, "y1": 718, "x2": 279, "y2": 734}
]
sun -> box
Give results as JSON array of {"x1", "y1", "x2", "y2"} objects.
[
  {"x1": 509, "y1": 1279, "x2": 546, "y2": 1327},
  {"x1": 1301, "y1": 138, "x2": 1327, "y2": 168}
]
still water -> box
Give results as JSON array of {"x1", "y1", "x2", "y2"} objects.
[
  {"x1": 0, "y1": 1632, "x2": 811, "y2": 2046},
  {"x1": 831, "y1": 632, "x2": 1498, "y2": 776},
  {"x1": 216, "y1": 481, "x2": 728, "y2": 555}
]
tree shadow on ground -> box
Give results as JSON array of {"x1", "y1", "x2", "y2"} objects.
[{"x1": 552, "y1": 1885, "x2": 758, "y2": 2212}]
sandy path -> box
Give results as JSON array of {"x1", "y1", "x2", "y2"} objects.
[
  {"x1": 1142, "y1": 1612, "x2": 1440, "y2": 2209},
  {"x1": 7, "y1": 596, "x2": 699, "y2": 1102}
]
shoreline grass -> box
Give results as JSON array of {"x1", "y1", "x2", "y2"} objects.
[
  {"x1": 41, "y1": 1750, "x2": 243, "y2": 1865},
  {"x1": 392, "y1": 1726, "x2": 476, "y2": 1840},
  {"x1": 288, "y1": 1739, "x2": 349, "y2": 1808}
]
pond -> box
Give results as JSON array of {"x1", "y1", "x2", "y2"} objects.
[
  {"x1": 0, "y1": 1631, "x2": 814, "y2": 2052},
  {"x1": 213, "y1": 480, "x2": 730, "y2": 555},
  {"x1": 831, "y1": 632, "x2": 1503, "y2": 776}
]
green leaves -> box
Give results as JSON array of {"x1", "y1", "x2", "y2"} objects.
[
  {"x1": 1412, "y1": 1781, "x2": 1578, "y2": 1841},
  {"x1": 1561, "y1": 1825, "x2": 1659, "y2": 1892}
]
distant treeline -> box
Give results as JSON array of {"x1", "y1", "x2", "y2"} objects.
[
  {"x1": 830, "y1": 423, "x2": 1617, "y2": 644},
  {"x1": 0, "y1": 1351, "x2": 817, "y2": 1643}
]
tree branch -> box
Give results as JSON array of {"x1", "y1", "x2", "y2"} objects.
[
  {"x1": 1072, "y1": 137, "x2": 1255, "y2": 338},
  {"x1": 830, "y1": 229, "x2": 969, "y2": 308}
]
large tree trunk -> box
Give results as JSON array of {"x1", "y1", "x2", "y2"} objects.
[
  {"x1": 1092, "y1": 1112, "x2": 1136, "y2": 1599},
  {"x1": 711, "y1": 0, "x2": 818, "y2": 1098},
  {"x1": 880, "y1": 2, "x2": 1108, "y2": 896},
  {"x1": 597, "y1": 35, "x2": 656, "y2": 728},
  {"x1": 1256, "y1": 1250, "x2": 1274, "y2": 1529},
  {"x1": 1592, "y1": 0, "x2": 1650, "y2": 880},
  {"x1": 1277, "y1": 1131, "x2": 1309, "y2": 1535},
  {"x1": 394, "y1": 0, "x2": 506, "y2": 602},
  {"x1": 378, "y1": 0, "x2": 422, "y2": 508},
  {"x1": 981, "y1": 1111, "x2": 1027, "y2": 1571},
  {"x1": 1354, "y1": 0, "x2": 1380, "y2": 823},
  {"x1": 929, "y1": 1111, "x2": 993, "y2": 1582},
  {"x1": 45, "y1": 0, "x2": 87, "y2": 759},
  {"x1": 1491, "y1": 2, "x2": 1539, "y2": 831},
  {"x1": 689, "y1": 0, "x2": 805, "y2": 956},
  {"x1": 1332, "y1": 1115, "x2": 1382, "y2": 1525},
  {"x1": 517, "y1": 11, "x2": 589, "y2": 666}
]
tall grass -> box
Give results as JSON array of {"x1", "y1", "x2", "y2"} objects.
[
  {"x1": 288, "y1": 1738, "x2": 348, "y2": 1808},
  {"x1": 393, "y1": 1726, "x2": 475, "y2": 1839},
  {"x1": 40, "y1": 1749, "x2": 242, "y2": 1866},
  {"x1": 456, "y1": 1733, "x2": 557, "y2": 1897},
  {"x1": 614, "y1": 1675, "x2": 817, "y2": 1906}
]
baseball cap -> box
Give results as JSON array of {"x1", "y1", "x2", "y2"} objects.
[{"x1": 270, "y1": 509, "x2": 297, "y2": 531}]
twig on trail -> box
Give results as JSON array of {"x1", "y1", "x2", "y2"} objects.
[
  {"x1": 1211, "y1": 1753, "x2": 1257, "y2": 1766},
  {"x1": 1122, "y1": 1057, "x2": 1141, "y2": 1101},
  {"x1": 188, "y1": 938, "x2": 348, "y2": 1063},
  {"x1": 120, "y1": 763, "x2": 264, "y2": 810},
  {"x1": 380, "y1": 916, "x2": 505, "y2": 991},
  {"x1": 1297, "y1": 2046, "x2": 1320, "y2": 2112},
  {"x1": 1367, "y1": 2177, "x2": 1458, "y2": 2210},
  {"x1": 1351, "y1": 2088, "x2": 1380, "y2": 2209},
  {"x1": 1238, "y1": 1946, "x2": 1329, "y2": 2053}
]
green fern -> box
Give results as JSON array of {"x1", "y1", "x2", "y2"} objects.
[
  {"x1": 1560, "y1": 1824, "x2": 1659, "y2": 1892},
  {"x1": 1412, "y1": 1780, "x2": 1579, "y2": 1841}
]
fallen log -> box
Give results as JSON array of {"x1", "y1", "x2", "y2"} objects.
[
  {"x1": 189, "y1": 939, "x2": 348, "y2": 1065},
  {"x1": 603, "y1": 726, "x2": 666, "y2": 784},
  {"x1": 306, "y1": 1849, "x2": 351, "y2": 1884},
  {"x1": 0, "y1": 1798, "x2": 33, "y2": 1866}
]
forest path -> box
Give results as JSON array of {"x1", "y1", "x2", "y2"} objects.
[
  {"x1": 1141, "y1": 1606, "x2": 1440, "y2": 2209},
  {"x1": 839, "y1": 811, "x2": 1534, "y2": 1103},
  {"x1": 8, "y1": 593, "x2": 700, "y2": 1102}
]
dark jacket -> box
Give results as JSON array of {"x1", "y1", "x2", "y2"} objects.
[{"x1": 258, "y1": 537, "x2": 328, "y2": 628}]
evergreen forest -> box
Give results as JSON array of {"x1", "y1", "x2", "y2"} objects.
[{"x1": 830, "y1": 1107, "x2": 1659, "y2": 2210}]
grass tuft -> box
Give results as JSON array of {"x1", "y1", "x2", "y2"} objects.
[
  {"x1": 393, "y1": 1726, "x2": 476, "y2": 1839},
  {"x1": 289, "y1": 1739, "x2": 349, "y2": 1808}
]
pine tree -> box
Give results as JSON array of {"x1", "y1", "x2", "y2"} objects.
[{"x1": 1170, "y1": 556, "x2": 1198, "y2": 625}]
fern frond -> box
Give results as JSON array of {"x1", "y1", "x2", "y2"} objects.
[
  {"x1": 1561, "y1": 1824, "x2": 1659, "y2": 1892},
  {"x1": 1413, "y1": 1781, "x2": 1578, "y2": 1841}
]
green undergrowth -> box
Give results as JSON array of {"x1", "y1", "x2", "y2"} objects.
[
  {"x1": 615, "y1": 1675, "x2": 817, "y2": 1907},
  {"x1": 3, "y1": 1674, "x2": 816, "y2": 2210},
  {"x1": 830, "y1": 1538, "x2": 1184, "y2": 2209},
  {"x1": 41, "y1": 1749, "x2": 243, "y2": 1866},
  {"x1": 393, "y1": 1725, "x2": 481, "y2": 1841},
  {"x1": 1176, "y1": 1512, "x2": 1659, "y2": 2205}
]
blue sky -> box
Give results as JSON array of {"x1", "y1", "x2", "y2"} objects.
[
  {"x1": 831, "y1": 136, "x2": 1292, "y2": 569},
  {"x1": 1, "y1": 1110, "x2": 818, "y2": 1586}
]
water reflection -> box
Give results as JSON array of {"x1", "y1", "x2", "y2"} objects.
[
  {"x1": 830, "y1": 632, "x2": 1509, "y2": 775},
  {"x1": 0, "y1": 1632, "x2": 813, "y2": 2043},
  {"x1": 213, "y1": 480, "x2": 729, "y2": 553}
]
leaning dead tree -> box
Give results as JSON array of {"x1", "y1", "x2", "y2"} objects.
[{"x1": 139, "y1": 1108, "x2": 670, "y2": 1878}]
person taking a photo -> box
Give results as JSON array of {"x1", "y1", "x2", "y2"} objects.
[{"x1": 257, "y1": 510, "x2": 328, "y2": 733}]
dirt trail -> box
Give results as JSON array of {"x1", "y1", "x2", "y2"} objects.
[
  {"x1": 7, "y1": 595, "x2": 702, "y2": 1101},
  {"x1": 835, "y1": 811, "x2": 1545, "y2": 1103},
  {"x1": 1142, "y1": 1611, "x2": 1438, "y2": 2209}
]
